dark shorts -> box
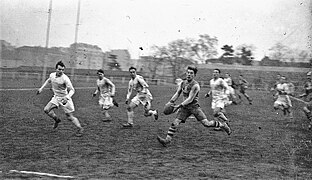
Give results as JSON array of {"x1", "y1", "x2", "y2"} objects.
[
  {"x1": 176, "y1": 104, "x2": 207, "y2": 123},
  {"x1": 239, "y1": 86, "x2": 247, "y2": 94}
]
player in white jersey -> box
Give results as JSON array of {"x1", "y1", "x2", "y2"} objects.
[
  {"x1": 223, "y1": 73, "x2": 237, "y2": 105},
  {"x1": 273, "y1": 76, "x2": 293, "y2": 119},
  {"x1": 92, "y1": 69, "x2": 118, "y2": 121},
  {"x1": 122, "y1": 66, "x2": 158, "y2": 127},
  {"x1": 205, "y1": 69, "x2": 231, "y2": 131},
  {"x1": 37, "y1": 61, "x2": 83, "y2": 136}
]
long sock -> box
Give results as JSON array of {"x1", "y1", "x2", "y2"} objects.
[
  {"x1": 201, "y1": 119, "x2": 221, "y2": 127},
  {"x1": 127, "y1": 111, "x2": 134, "y2": 124},
  {"x1": 165, "y1": 126, "x2": 176, "y2": 141},
  {"x1": 218, "y1": 112, "x2": 228, "y2": 121},
  {"x1": 47, "y1": 110, "x2": 59, "y2": 121}
]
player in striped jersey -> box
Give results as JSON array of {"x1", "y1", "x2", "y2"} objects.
[
  {"x1": 237, "y1": 74, "x2": 253, "y2": 104},
  {"x1": 299, "y1": 71, "x2": 312, "y2": 129},
  {"x1": 157, "y1": 66, "x2": 231, "y2": 147},
  {"x1": 37, "y1": 61, "x2": 84, "y2": 136},
  {"x1": 92, "y1": 69, "x2": 118, "y2": 121},
  {"x1": 122, "y1": 66, "x2": 158, "y2": 128}
]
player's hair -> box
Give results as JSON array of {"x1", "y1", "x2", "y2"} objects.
[
  {"x1": 213, "y1": 68, "x2": 221, "y2": 73},
  {"x1": 187, "y1": 65, "x2": 198, "y2": 75},
  {"x1": 129, "y1": 66, "x2": 136, "y2": 71},
  {"x1": 55, "y1": 61, "x2": 65, "y2": 69},
  {"x1": 97, "y1": 69, "x2": 104, "y2": 74}
]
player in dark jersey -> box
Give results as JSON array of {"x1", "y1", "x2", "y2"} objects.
[
  {"x1": 299, "y1": 71, "x2": 312, "y2": 129},
  {"x1": 157, "y1": 65, "x2": 231, "y2": 147}
]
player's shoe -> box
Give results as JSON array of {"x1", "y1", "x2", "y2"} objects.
[
  {"x1": 102, "y1": 116, "x2": 113, "y2": 122},
  {"x1": 122, "y1": 123, "x2": 133, "y2": 128},
  {"x1": 157, "y1": 136, "x2": 170, "y2": 147},
  {"x1": 53, "y1": 118, "x2": 61, "y2": 129},
  {"x1": 221, "y1": 122, "x2": 232, "y2": 135},
  {"x1": 75, "y1": 127, "x2": 84, "y2": 137},
  {"x1": 153, "y1": 110, "x2": 159, "y2": 121},
  {"x1": 308, "y1": 124, "x2": 312, "y2": 130}
]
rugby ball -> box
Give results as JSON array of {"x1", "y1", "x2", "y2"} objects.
[{"x1": 163, "y1": 102, "x2": 176, "y2": 115}]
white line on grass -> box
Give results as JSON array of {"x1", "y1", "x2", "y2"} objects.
[
  {"x1": 0, "y1": 86, "x2": 129, "y2": 91},
  {"x1": 9, "y1": 170, "x2": 75, "y2": 179}
]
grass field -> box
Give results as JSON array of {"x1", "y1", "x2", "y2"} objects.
[{"x1": 1, "y1": 82, "x2": 312, "y2": 179}]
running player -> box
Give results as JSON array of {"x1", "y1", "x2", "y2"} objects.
[
  {"x1": 273, "y1": 76, "x2": 293, "y2": 119},
  {"x1": 223, "y1": 72, "x2": 238, "y2": 105},
  {"x1": 157, "y1": 66, "x2": 231, "y2": 147},
  {"x1": 237, "y1": 74, "x2": 253, "y2": 104},
  {"x1": 122, "y1": 66, "x2": 158, "y2": 128},
  {"x1": 92, "y1": 69, "x2": 118, "y2": 121},
  {"x1": 299, "y1": 71, "x2": 312, "y2": 129},
  {"x1": 37, "y1": 61, "x2": 84, "y2": 136}
]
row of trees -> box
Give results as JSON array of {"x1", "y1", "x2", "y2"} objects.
[{"x1": 147, "y1": 34, "x2": 311, "y2": 80}]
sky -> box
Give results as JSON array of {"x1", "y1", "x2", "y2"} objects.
[{"x1": 1, "y1": 0, "x2": 311, "y2": 61}]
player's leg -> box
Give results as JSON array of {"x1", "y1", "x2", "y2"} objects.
[
  {"x1": 213, "y1": 105, "x2": 228, "y2": 122},
  {"x1": 123, "y1": 97, "x2": 138, "y2": 127},
  {"x1": 65, "y1": 112, "x2": 84, "y2": 136},
  {"x1": 187, "y1": 106, "x2": 231, "y2": 135},
  {"x1": 112, "y1": 98, "x2": 119, "y2": 107},
  {"x1": 101, "y1": 95, "x2": 113, "y2": 121},
  {"x1": 143, "y1": 99, "x2": 158, "y2": 120},
  {"x1": 62, "y1": 98, "x2": 83, "y2": 136},
  {"x1": 157, "y1": 108, "x2": 189, "y2": 147},
  {"x1": 303, "y1": 104, "x2": 312, "y2": 129},
  {"x1": 242, "y1": 88, "x2": 252, "y2": 104},
  {"x1": 43, "y1": 101, "x2": 61, "y2": 129}
]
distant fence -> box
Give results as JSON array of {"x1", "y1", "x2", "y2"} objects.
[
  {"x1": 0, "y1": 72, "x2": 173, "y2": 86},
  {"x1": 0, "y1": 71, "x2": 305, "y2": 92}
]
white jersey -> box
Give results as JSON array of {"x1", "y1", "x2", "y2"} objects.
[
  {"x1": 224, "y1": 77, "x2": 233, "y2": 86},
  {"x1": 127, "y1": 75, "x2": 151, "y2": 99},
  {"x1": 96, "y1": 77, "x2": 114, "y2": 95},
  {"x1": 49, "y1": 72, "x2": 74, "y2": 97},
  {"x1": 210, "y1": 78, "x2": 229, "y2": 100}
]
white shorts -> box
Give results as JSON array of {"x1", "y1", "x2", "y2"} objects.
[
  {"x1": 50, "y1": 95, "x2": 75, "y2": 113},
  {"x1": 225, "y1": 86, "x2": 235, "y2": 96},
  {"x1": 131, "y1": 93, "x2": 153, "y2": 106},
  {"x1": 99, "y1": 93, "x2": 114, "y2": 110},
  {"x1": 274, "y1": 95, "x2": 292, "y2": 107},
  {"x1": 211, "y1": 97, "x2": 227, "y2": 110}
]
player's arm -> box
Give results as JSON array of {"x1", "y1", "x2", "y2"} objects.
[
  {"x1": 137, "y1": 76, "x2": 149, "y2": 92},
  {"x1": 105, "y1": 78, "x2": 116, "y2": 96},
  {"x1": 65, "y1": 77, "x2": 75, "y2": 99},
  {"x1": 169, "y1": 82, "x2": 182, "y2": 103},
  {"x1": 179, "y1": 84, "x2": 200, "y2": 107},
  {"x1": 125, "y1": 81, "x2": 133, "y2": 104},
  {"x1": 37, "y1": 77, "x2": 51, "y2": 94},
  {"x1": 93, "y1": 86, "x2": 100, "y2": 97}
]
